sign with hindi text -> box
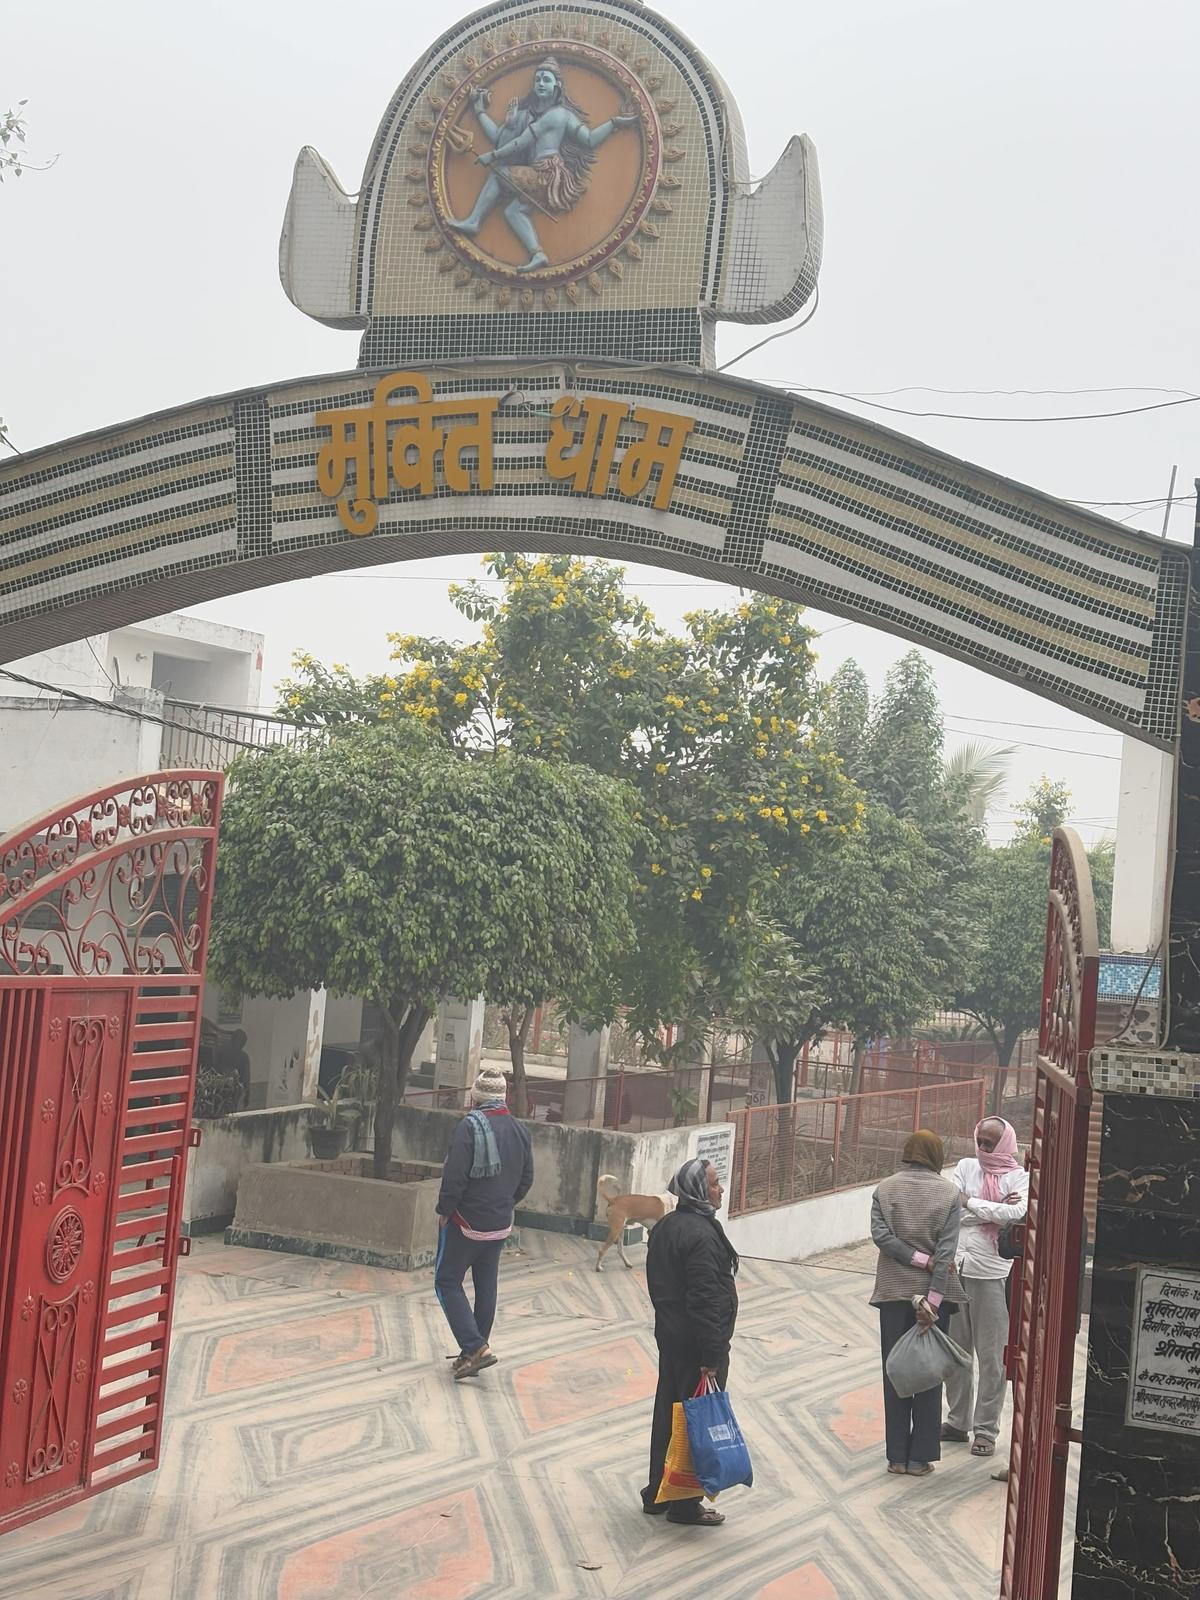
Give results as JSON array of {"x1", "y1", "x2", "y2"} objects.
[
  {"x1": 1126, "y1": 1265, "x2": 1200, "y2": 1437},
  {"x1": 315, "y1": 372, "x2": 695, "y2": 536}
]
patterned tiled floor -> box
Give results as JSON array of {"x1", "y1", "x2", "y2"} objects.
[{"x1": 0, "y1": 1233, "x2": 1081, "y2": 1599}]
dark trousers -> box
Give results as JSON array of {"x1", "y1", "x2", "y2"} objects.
[
  {"x1": 878, "y1": 1299, "x2": 952, "y2": 1467},
  {"x1": 434, "y1": 1220, "x2": 504, "y2": 1355},
  {"x1": 642, "y1": 1341, "x2": 730, "y2": 1510}
]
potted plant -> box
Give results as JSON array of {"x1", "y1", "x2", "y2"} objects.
[{"x1": 309, "y1": 1056, "x2": 376, "y2": 1159}]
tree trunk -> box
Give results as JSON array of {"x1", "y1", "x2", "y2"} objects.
[
  {"x1": 372, "y1": 998, "x2": 433, "y2": 1179},
  {"x1": 768, "y1": 1040, "x2": 799, "y2": 1109},
  {"x1": 848, "y1": 1038, "x2": 867, "y2": 1097},
  {"x1": 766, "y1": 1040, "x2": 801, "y2": 1204},
  {"x1": 506, "y1": 1005, "x2": 534, "y2": 1118},
  {"x1": 989, "y1": 1027, "x2": 1020, "y2": 1116}
]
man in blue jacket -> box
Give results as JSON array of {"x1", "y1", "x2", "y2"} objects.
[{"x1": 435, "y1": 1065, "x2": 534, "y2": 1379}]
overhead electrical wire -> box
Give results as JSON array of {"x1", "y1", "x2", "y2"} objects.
[{"x1": 778, "y1": 387, "x2": 1200, "y2": 424}]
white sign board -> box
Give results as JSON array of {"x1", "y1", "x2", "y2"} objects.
[
  {"x1": 1126, "y1": 1266, "x2": 1200, "y2": 1437},
  {"x1": 691, "y1": 1125, "x2": 733, "y2": 1190}
]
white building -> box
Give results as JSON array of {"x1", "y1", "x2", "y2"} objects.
[
  {"x1": 0, "y1": 612, "x2": 368, "y2": 1111},
  {"x1": 0, "y1": 613, "x2": 264, "y2": 831}
]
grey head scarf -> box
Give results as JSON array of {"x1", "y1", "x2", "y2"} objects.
[{"x1": 668, "y1": 1158, "x2": 740, "y2": 1275}]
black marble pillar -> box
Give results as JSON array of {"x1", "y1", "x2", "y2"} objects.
[
  {"x1": 1072, "y1": 1096, "x2": 1200, "y2": 1597},
  {"x1": 1166, "y1": 489, "x2": 1200, "y2": 1050},
  {"x1": 1071, "y1": 498, "x2": 1200, "y2": 1596}
]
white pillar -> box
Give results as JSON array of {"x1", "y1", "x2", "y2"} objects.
[
  {"x1": 301, "y1": 989, "x2": 327, "y2": 1102},
  {"x1": 1110, "y1": 737, "x2": 1174, "y2": 953},
  {"x1": 435, "y1": 997, "x2": 485, "y2": 1093},
  {"x1": 564, "y1": 1024, "x2": 609, "y2": 1124},
  {"x1": 413, "y1": 1013, "x2": 437, "y2": 1071}
]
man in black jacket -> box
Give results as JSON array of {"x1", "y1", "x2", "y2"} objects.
[
  {"x1": 435, "y1": 1065, "x2": 534, "y2": 1380},
  {"x1": 641, "y1": 1158, "x2": 739, "y2": 1526}
]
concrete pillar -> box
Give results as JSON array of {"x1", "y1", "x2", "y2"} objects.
[
  {"x1": 413, "y1": 1013, "x2": 437, "y2": 1071},
  {"x1": 434, "y1": 997, "x2": 485, "y2": 1093},
  {"x1": 300, "y1": 989, "x2": 327, "y2": 1102},
  {"x1": 564, "y1": 1024, "x2": 609, "y2": 1125},
  {"x1": 1110, "y1": 735, "x2": 1174, "y2": 953}
]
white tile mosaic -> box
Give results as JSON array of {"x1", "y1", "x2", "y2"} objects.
[{"x1": 1091, "y1": 1048, "x2": 1200, "y2": 1099}]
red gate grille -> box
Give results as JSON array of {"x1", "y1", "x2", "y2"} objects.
[
  {"x1": 0, "y1": 772, "x2": 221, "y2": 1536},
  {"x1": 89, "y1": 982, "x2": 202, "y2": 1488},
  {"x1": 1001, "y1": 829, "x2": 1098, "y2": 1599}
]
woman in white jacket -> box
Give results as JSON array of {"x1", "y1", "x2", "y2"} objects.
[{"x1": 942, "y1": 1117, "x2": 1027, "y2": 1457}]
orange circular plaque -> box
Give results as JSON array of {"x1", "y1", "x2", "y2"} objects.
[{"x1": 427, "y1": 41, "x2": 662, "y2": 288}]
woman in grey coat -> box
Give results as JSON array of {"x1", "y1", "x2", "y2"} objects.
[{"x1": 869, "y1": 1129, "x2": 963, "y2": 1476}]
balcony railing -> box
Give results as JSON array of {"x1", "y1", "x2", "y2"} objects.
[{"x1": 160, "y1": 700, "x2": 319, "y2": 770}]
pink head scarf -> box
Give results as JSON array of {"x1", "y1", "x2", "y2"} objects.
[{"x1": 975, "y1": 1118, "x2": 1021, "y2": 1245}]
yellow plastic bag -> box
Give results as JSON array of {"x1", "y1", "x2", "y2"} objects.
[{"x1": 655, "y1": 1402, "x2": 719, "y2": 1503}]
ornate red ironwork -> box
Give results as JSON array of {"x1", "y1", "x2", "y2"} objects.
[
  {"x1": 0, "y1": 775, "x2": 219, "y2": 979},
  {"x1": 0, "y1": 770, "x2": 222, "y2": 1538},
  {"x1": 1002, "y1": 828, "x2": 1099, "y2": 1599}
]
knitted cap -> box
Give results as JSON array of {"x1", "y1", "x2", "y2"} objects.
[{"x1": 470, "y1": 1065, "x2": 509, "y2": 1105}]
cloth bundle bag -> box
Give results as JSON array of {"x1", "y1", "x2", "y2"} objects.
[
  {"x1": 683, "y1": 1375, "x2": 753, "y2": 1497},
  {"x1": 885, "y1": 1321, "x2": 972, "y2": 1399},
  {"x1": 654, "y1": 1400, "x2": 718, "y2": 1504}
]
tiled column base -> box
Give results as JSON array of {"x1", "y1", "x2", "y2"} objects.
[{"x1": 1090, "y1": 1046, "x2": 1200, "y2": 1098}]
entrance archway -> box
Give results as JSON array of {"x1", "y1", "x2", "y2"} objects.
[{"x1": 0, "y1": 362, "x2": 1186, "y2": 748}]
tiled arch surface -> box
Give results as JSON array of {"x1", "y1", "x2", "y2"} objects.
[{"x1": 0, "y1": 361, "x2": 1184, "y2": 744}]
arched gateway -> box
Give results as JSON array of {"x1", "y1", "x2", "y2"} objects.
[
  {"x1": 3, "y1": 1, "x2": 1198, "y2": 1594},
  {"x1": 0, "y1": 362, "x2": 1186, "y2": 748}
]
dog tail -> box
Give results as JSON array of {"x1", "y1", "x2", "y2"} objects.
[{"x1": 596, "y1": 1173, "x2": 621, "y2": 1204}]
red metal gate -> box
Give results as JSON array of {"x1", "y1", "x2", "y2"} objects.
[
  {"x1": 1001, "y1": 828, "x2": 1098, "y2": 1598},
  {"x1": 0, "y1": 771, "x2": 222, "y2": 1536}
]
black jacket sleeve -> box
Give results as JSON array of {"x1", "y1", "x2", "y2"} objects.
[
  {"x1": 685, "y1": 1231, "x2": 735, "y2": 1369},
  {"x1": 438, "y1": 1120, "x2": 472, "y2": 1218},
  {"x1": 513, "y1": 1128, "x2": 534, "y2": 1205}
]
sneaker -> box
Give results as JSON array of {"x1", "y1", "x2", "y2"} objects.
[{"x1": 453, "y1": 1344, "x2": 498, "y2": 1380}]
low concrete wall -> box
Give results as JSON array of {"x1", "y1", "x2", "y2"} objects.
[
  {"x1": 183, "y1": 1105, "x2": 320, "y2": 1232},
  {"x1": 389, "y1": 1105, "x2": 730, "y2": 1232},
  {"x1": 226, "y1": 1162, "x2": 444, "y2": 1270},
  {"x1": 724, "y1": 1181, "x2": 875, "y2": 1263}
]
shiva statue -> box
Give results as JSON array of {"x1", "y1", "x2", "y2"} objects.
[{"x1": 451, "y1": 57, "x2": 639, "y2": 272}]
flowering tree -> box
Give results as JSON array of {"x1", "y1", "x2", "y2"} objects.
[
  {"x1": 276, "y1": 556, "x2": 862, "y2": 1059},
  {"x1": 210, "y1": 726, "x2": 640, "y2": 1165}
]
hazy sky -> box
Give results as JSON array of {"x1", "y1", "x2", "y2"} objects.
[{"x1": 7, "y1": 0, "x2": 1199, "y2": 840}]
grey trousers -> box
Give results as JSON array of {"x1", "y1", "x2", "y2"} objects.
[{"x1": 945, "y1": 1274, "x2": 1010, "y2": 1441}]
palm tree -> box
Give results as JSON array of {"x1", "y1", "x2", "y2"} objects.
[{"x1": 944, "y1": 739, "x2": 1015, "y2": 826}]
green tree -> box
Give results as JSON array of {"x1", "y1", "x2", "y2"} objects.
[
  {"x1": 277, "y1": 557, "x2": 862, "y2": 1058},
  {"x1": 762, "y1": 806, "x2": 948, "y2": 1101},
  {"x1": 955, "y1": 779, "x2": 1113, "y2": 1110},
  {"x1": 824, "y1": 660, "x2": 871, "y2": 786},
  {"x1": 210, "y1": 727, "x2": 640, "y2": 1169},
  {"x1": 862, "y1": 650, "x2": 945, "y2": 818}
]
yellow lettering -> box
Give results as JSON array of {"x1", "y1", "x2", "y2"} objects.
[
  {"x1": 545, "y1": 395, "x2": 630, "y2": 496},
  {"x1": 315, "y1": 372, "x2": 499, "y2": 532},
  {"x1": 617, "y1": 405, "x2": 695, "y2": 510}
]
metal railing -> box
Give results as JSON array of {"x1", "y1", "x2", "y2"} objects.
[
  {"x1": 160, "y1": 699, "x2": 318, "y2": 770},
  {"x1": 401, "y1": 1066, "x2": 710, "y2": 1131},
  {"x1": 725, "y1": 1079, "x2": 987, "y2": 1217}
]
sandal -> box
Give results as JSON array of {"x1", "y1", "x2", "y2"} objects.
[
  {"x1": 665, "y1": 1504, "x2": 725, "y2": 1526},
  {"x1": 971, "y1": 1437, "x2": 996, "y2": 1457},
  {"x1": 906, "y1": 1462, "x2": 934, "y2": 1477},
  {"x1": 887, "y1": 1463, "x2": 908, "y2": 1475},
  {"x1": 940, "y1": 1425, "x2": 970, "y2": 1442}
]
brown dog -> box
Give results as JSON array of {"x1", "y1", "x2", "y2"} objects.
[{"x1": 594, "y1": 1174, "x2": 677, "y2": 1271}]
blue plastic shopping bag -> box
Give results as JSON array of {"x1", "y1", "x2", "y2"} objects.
[{"x1": 683, "y1": 1375, "x2": 753, "y2": 1497}]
